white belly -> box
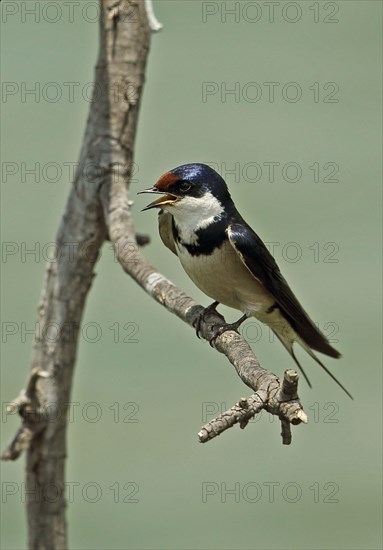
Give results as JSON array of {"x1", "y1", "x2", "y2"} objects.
[{"x1": 175, "y1": 240, "x2": 275, "y2": 316}]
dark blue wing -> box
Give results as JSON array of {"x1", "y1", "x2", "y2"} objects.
[{"x1": 227, "y1": 222, "x2": 340, "y2": 358}]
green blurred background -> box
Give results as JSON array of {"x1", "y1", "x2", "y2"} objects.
[{"x1": 1, "y1": 1, "x2": 382, "y2": 548}]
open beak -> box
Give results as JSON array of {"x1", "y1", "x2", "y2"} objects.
[{"x1": 138, "y1": 187, "x2": 179, "y2": 211}]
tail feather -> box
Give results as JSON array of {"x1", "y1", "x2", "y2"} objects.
[
  {"x1": 309, "y1": 337, "x2": 341, "y2": 359},
  {"x1": 290, "y1": 348, "x2": 312, "y2": 389},
  {"x1": 299, "y1": 340, "x2": 353, "y2": 400},
  {"x1": 273, "y1": 329, "x2": 353, "y2": 399},
  {"x1": 283, "y1": 308, "x2": 341, "y2": 359}
]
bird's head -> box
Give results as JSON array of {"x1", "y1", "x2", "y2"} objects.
[{"x1": 139, "y1": 163, "x2": 233, "y2": 224}]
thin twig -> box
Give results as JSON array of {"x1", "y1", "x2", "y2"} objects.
[{"x1": 144, "y1": 0, "x2": 163, "y2": 31}]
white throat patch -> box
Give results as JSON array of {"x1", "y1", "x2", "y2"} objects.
[{"x1": 166, "y1": 191, "x2": 224, "y2": 245}]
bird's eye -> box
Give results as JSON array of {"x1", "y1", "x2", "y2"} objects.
[{"x1": 179, "y1": 181, "x2": 191, "y2": 193}]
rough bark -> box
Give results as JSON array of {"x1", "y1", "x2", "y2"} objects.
[
  {"x1": 2, "y1": 1, "x2": 306, "y2": 548},
  {"x1": 2, "y1": 1, "x2": 151, "y2": 547}
]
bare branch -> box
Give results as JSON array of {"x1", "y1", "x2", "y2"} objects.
[
  {"x1": 198, "y1": 394, "x2": 265, "y2": 443},
  {"x1": 197, "y1": 369, "x2": 308, "y2": 444},
  {"x1": 2, "y1": 1, "x2": 152, "y2": 547}
]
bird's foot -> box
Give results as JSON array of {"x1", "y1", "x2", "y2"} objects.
[
  {"x1": 194, "y1": 306, "x2": 248, "y2": 346},
  {"x1": 193, "y1": 301, "x2": 222, "y2": 338},
  {"x1": 206, "y1": 314, "x2": 248, "y2": 345}
]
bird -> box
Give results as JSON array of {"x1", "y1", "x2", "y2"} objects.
[{"x1": 139, "y1": 163, "x2": 352, "y2": 399}]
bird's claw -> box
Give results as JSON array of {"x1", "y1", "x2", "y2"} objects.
[
  {"x1": 193, "y1": 301, "x2": 222, "y2": 339},
  {"x1": 193, "y1": 303, "x2": 247, "y2": 347}
]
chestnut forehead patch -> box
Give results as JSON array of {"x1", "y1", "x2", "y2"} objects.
[{"x1": 156, "y1": 171, "x2": 180, "y2": 191}]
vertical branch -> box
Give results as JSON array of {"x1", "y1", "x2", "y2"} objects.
[{"x1": 2, "y1": 2, "x2": 152, "y2": 548}]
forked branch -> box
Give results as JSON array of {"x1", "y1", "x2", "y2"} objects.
[{"x1": 2, "y1": 1, "x2": 307, "y2": 548}]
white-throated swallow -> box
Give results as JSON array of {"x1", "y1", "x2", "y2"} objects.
[{"x1": 139, "y1": 163, "x2": 352, "y2": 398}]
